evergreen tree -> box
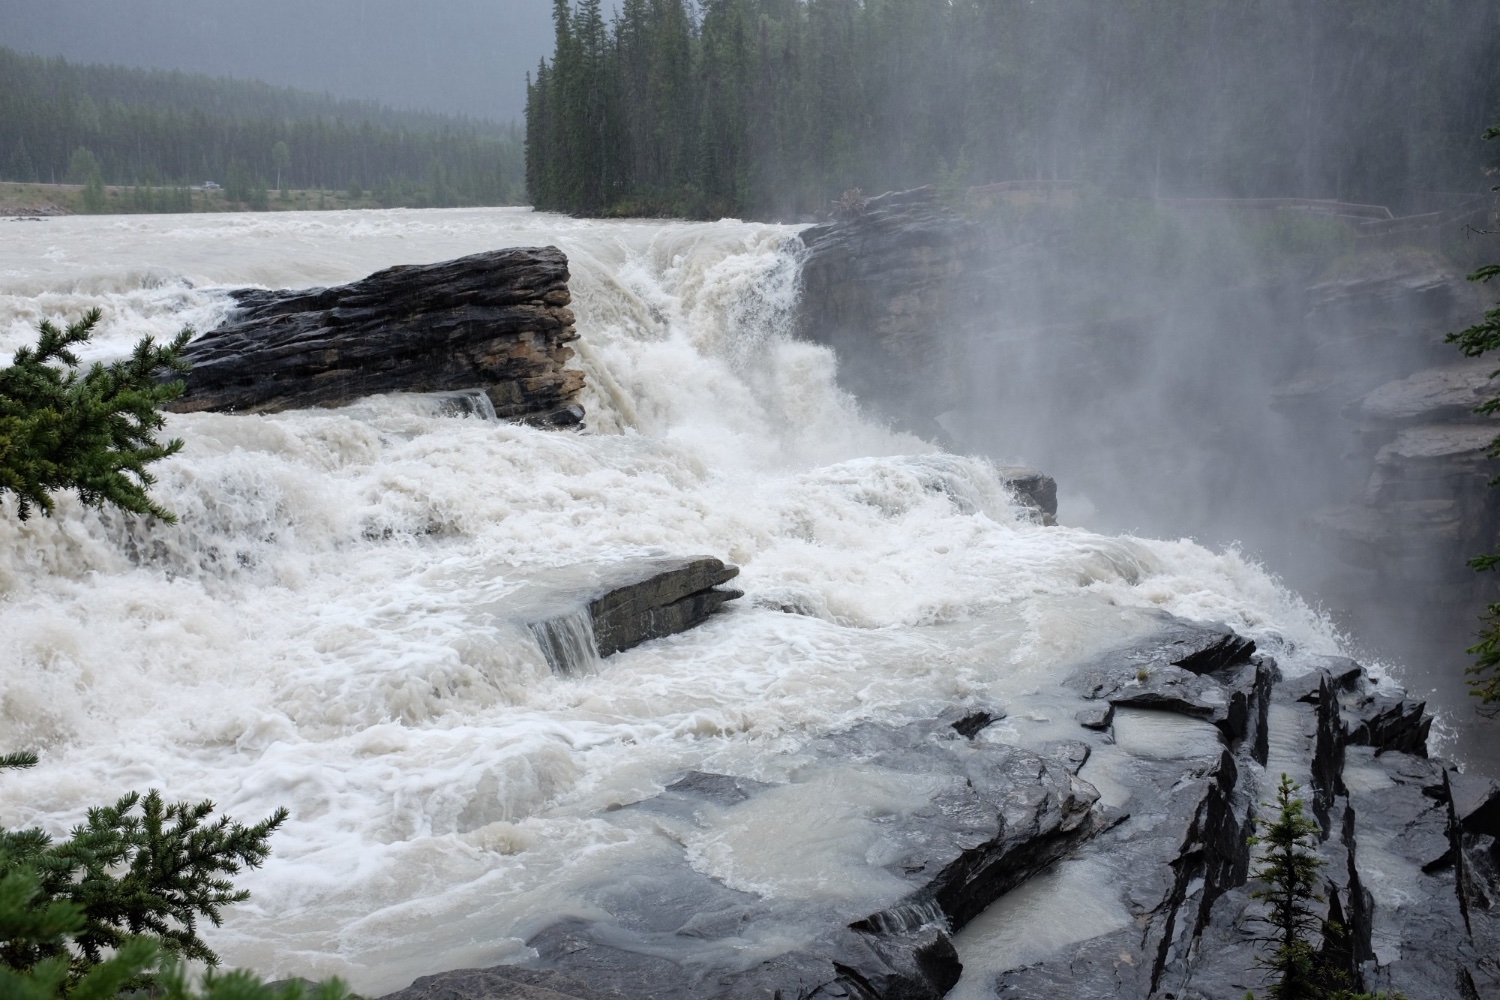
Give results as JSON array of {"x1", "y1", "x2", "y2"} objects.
[
  {"x1": 0, "y1": 753, "x2": 346, "y2": 1000},
  {"x1": 0, "y1": 46, "x2": 524, "y2": 211},
  {"x1": 1446, "y1": 126, "x2": 1500, "y2": 707},
  {"x1": 0, "y1": 309, "x2": 190, "y2": 522},
  {"x1": 80, "y1": 172, "x2": 106, "y2": 215},
  {"x1": 9, "y1": 138, "x2": 35, "y2": 182},
  {"x1": 523, "y1": 0, "x2": 1500, "y2": 219},
  {"x1": 1248, "y1": 776, "x2": 1327, "y2": 999},
  {"x1": 1246, "y1": 775, "x2": 1401, "y2": 1000},
  {"x1": 66, "y1": 148, "x2": 101, "y2": 186},
  {"x1": 271, "y1": 140, "x2": 290, "y2": 193}
]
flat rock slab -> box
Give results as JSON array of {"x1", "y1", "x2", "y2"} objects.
[
  {"x1": 524, "y1": 556, "x2": 742, "y2": 673},
  {"x1": 1066, "y1": 617, "x2": 1269, "y2": 755},
  {"x1": 1358, "y1": 360, "x2": 1500, "y2": 425},
  {"x1": 170, "y1": 247, "x2": 585, "y2": 426}
]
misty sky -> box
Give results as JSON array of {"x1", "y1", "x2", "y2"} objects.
[{"x1": 0, "y1": 0, "x2": 556, "y2": 122}]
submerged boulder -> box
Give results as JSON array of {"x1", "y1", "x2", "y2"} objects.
[{"x1": 170, "y1": 246, "x2": 585, "y2": 427}]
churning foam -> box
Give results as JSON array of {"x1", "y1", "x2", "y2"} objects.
[{"x1": 0, "y1": 208, "x2": 1342, "y2": 993}]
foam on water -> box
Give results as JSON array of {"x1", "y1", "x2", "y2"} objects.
[{"x1": 0, "y1": 208, "x2": 1346, "y2": 993}]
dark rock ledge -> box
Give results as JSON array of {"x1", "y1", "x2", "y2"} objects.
[
  {"x1": 380, "y1": 618, "x2": 1500, "y2": 1000},
  {"x1": 525, "y1": 556, "x2": 744, "y2": 674},
  {"x1": 169, "y1": 247, "x2": 586, "y2": 427}
]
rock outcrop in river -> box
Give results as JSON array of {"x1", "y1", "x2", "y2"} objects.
[
  {"x1": 379, "y1": 618, "x2": 1500, "y2": 999},
  {"x1": 170, "y1": 247, "x2": 585, "y2": 427},
  {"x1": 525, "y1": 556, "x2": 743, "y2": 674}
]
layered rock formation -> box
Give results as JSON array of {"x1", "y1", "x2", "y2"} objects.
[
  {"x1": 526, "y1": 556, "x2": 743, "y2": 674},
  {"x1": 170, "y1": 247, "x2": 586, "y2": 427},
  {"x1": 379, "y1": 618, "x2": 1500, "y2": 999}
]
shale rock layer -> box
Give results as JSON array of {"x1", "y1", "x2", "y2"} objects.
[{"x1": 170, "y1": 247, "x2": 585, "y2": 426}]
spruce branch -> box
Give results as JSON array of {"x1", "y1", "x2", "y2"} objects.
[{"x1": 0, "y1": 309, "x2": 191, "y2": 522}]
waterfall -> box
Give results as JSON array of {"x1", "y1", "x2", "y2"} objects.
[
  {"x1": 0, "y1": 207, "x2": 1344, "y2": 995},
  {"x1": 528, "y1": 608, "x2": 600, "y2": 676}
]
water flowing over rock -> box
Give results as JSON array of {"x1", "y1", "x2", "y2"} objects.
[
  {"x1": 381, "y1": 617, "x2": 1499, "y2": 999},
  {"x1": 525, "y1": 556, "x2": 743, "y2": 674},
  {"x1": 383, "y1": 715, "x2": 1103, "y2": 1000},
  {"x1": 168, "y1": 246, "x2": 585, "y2": 426},
  {"x1": 794, "y1": 194, "x2": 1499, "y2": 766},
  {"x1": 797, "y1": 187, "x2": 974, "y2": 441}
]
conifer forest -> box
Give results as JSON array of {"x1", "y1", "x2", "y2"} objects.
[
  {"x1": 525, "y1": 0, "x2": 1500, "y2": 219},
  {"x1": 0, "y1": 47, "x2": 525, "y2": 208}
]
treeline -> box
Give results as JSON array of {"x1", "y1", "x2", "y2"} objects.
[
  {"x1": 527, "y1": 0, "x2": 1500, "y2": 219},
  {"x1": 0, "y1": 46, "x2": 524, "y2": 208}
]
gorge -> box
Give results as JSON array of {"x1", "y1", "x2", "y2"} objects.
[{"x1": 0, "y1": 205, "x2": 1497, "y2": 999}]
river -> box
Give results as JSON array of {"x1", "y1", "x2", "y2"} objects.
[{"x1": 0, "y1": 208, "x2": 1370, "y2": 994}]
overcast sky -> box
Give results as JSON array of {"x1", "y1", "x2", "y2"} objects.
[{"x1": 0, "y1": 0, "x2": 557, "y2": 122}]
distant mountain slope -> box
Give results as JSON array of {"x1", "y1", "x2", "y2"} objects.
[{"x1": 0, "y1": 47, "x2": 524, "y2": 208}]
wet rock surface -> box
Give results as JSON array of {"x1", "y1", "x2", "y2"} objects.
[
  {"x1": 797, "y1": 187, "x2": 976, "y2": 440},
  {"x1": 170, "y1": 247, "x2": 585, "y2": 426},
  {"x1": 378, "y1": 616, "x2": 1498, "y2": 999},
  {"x1": 979, "y1": 620, "x2": 1499, "y2": 1000},
  {"x1": 382, "y1": 709, "x2": 1105, "y2": 999},
  {"x1": 994, "y1": 467, "x2": 1058, "y2": 525},
  {"x1": 587, "y1": 557, "x2": 743, "y2": 657},
  {"x1": 525, "y1": 556, "x2": 744, "y2": 672}
]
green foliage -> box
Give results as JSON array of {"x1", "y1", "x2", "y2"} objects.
[
  {"x1": 1246, "y1": 776, "x2": 1403, "y2": 1000},
  {"x1": 1249, "y1": 776, "x2": 1327, "y2": 999},
  {"x1": 66, "y1": 148, "x2": 101, "y2": 186},
  {"x1": 0, "y1": 792, "x2": 290, "y2": 973},
  {"x1": 527, "y1": 0, "x2": 1500, "y2": 219},
  {"x1": 0, "y1": 309, "x2": 190, "y2": 522},
  {"x1": 0, "y1": 46, "x2": 523, "y2": 208},
  {"x1": 1444, "y1": 123, "x2": 1500, "y2": 706},
  {"x1": 70, "y1": 147, "x2": 108, "y2": 213},
  {"x1": 0, "y1": 754, "x2": 347, "y2": 1000},
  {"x1": 80, "y1": 174, "x2": 106, "y2": 214},
  {"x1": 271, "y1": 142, "x2": 290, "y2": 193}
]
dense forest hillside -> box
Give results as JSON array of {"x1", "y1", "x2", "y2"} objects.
[
  {"x1": 526, "y1": 0, "x2": 1500, "y2": 219},
  {"x1": 0, "y1": 47, "x2": 524, "y2": 209}
]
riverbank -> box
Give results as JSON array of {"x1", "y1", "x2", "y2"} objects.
[{"x1": 0, "y1": 181, "x2": 516, "y2": 217}]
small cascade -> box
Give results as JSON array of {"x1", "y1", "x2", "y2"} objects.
[
  {"x1": 853, "y1": 899, "x2": 949, "y2": 935},
  {"x1": 529, "y1": 608, "x2": 602, "y2": 676},
  {"x1": 431, "y1": 389, "x2": 499, "y2": 421}
]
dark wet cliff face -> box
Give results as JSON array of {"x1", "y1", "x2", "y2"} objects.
[{"x1": 796, "y1": 188, "x2": 1500, "y2": 770}]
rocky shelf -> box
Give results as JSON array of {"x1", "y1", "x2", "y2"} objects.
[
  {"x1": 525, "y1": 556, "x2": 743, "y2": 674},
  {"x1": 378, "y1": 617, "x2": 1500, "y2": 999},
  {"x1": 169, "y1": 247, "x2": 586, "y2": 427}
]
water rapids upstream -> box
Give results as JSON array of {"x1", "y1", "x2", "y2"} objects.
[{"x1": 0, "y1": 208, "x2": 1348, "y2": 994}]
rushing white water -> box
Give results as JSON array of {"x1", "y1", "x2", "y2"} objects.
[{"x1": 0, "y1": 208, "x2": 1345, "y2": 994}]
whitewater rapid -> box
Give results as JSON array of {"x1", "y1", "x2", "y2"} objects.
[{"x1": 0, "y1": 208, "x2": 1344, "y2": 994}]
